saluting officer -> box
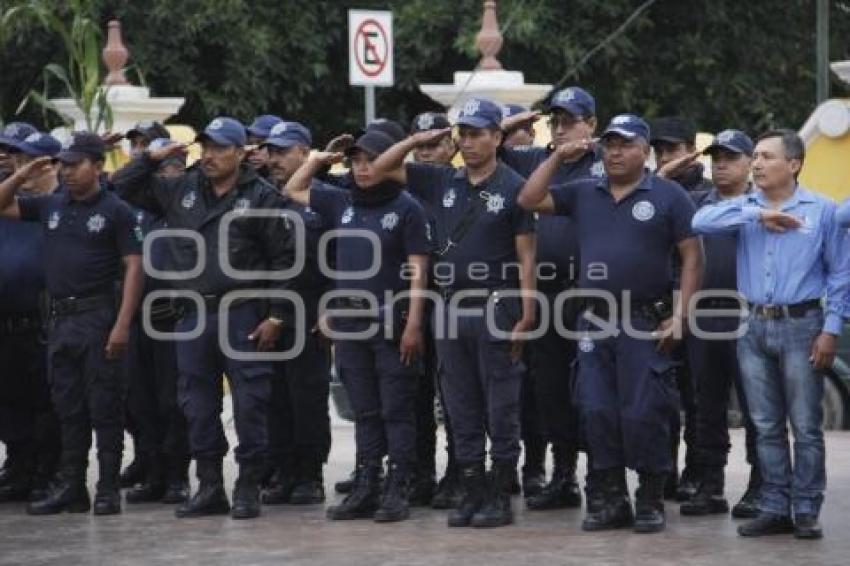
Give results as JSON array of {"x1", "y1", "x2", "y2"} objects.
[
  {"x1": 285, "y1": 130, "x2": 431, "y2": 523},
  {"x1": 372, "y1": 97, "x2": 538, "y2": 529},
  {"x1": 519, "y1": 114, "x2": 703, "y2": 534},
  {"x1": 1, "y1": 132, "x2": 145, "y2": 516},
  {"x1": 0, "y1": 132, "x2": 63, "y2": 503},
  {"x1": 111, "y1": 117, "x2": 296, "y2": 520},
  {"x1": 258, "y1": 121, "x2": 333, "y2": 507}
]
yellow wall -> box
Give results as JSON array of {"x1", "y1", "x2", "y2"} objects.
[{"x1": 799, "y1": 133, "x2": 850, "y2": 201}]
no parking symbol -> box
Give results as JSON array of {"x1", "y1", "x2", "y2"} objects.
[{"x1": 349, "y1": 10, "x2": 394, "y2": 87}]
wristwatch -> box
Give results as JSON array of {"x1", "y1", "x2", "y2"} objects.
[{"x1": 267, "y1": 316, "x2": 284, "y2": 327}]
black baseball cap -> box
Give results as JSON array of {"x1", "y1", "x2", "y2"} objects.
[
  {"x1": 363, "y1": 119, "x2": 406, "y2": 143},
  {"x1": 127, "y1": 120, "x2": 170, "y2": 143},
  {"x1": 56, "y1": 132, "x2": 106, "y2": 164},
  {"x1": 346, "y1": 131, "x2": 395, "y2": 159},
  {"x1": 650, "y1": 117, "x2": 697, "y2": 145}
]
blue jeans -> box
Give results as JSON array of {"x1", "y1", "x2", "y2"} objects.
[{"x1": 737, "y1": 310, "x2": 826, "y2": 517}]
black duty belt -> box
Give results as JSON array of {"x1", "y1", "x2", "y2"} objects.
[
  {"x1": 50, "y1": 294, "x2": 114, "y2": 318},
  {"x1": 582, "y1": 297, "x2": 673, "y2": 322},
  {"x1": 749, "y1": 299, "x2": 822, "y2": 320},
  {"x1": 0, "y1": 311, "x2": 42, "y2": 334},
  {"x1": 695, "y1": 297, "x2": 747, "y2": 311}
]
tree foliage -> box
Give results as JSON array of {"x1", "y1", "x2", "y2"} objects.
[{"x1": 1, "y1": 0, "x2": 849, "y2": 143}]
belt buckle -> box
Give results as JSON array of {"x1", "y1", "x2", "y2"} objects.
[{"x1": 762, "y1": 305, "x2": 781, "y2": 319}]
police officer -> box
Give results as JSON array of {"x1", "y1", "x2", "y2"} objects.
[
  {"x1": 680, "y1": 130, "x2": 761, "y2": 518},
  {"x1": 499, "y1": 86, "x2": 604, "y2": 509},
  {"x1": 372, "y1": 97, "x2": 537, "y2": 529},
  {"x1": 258, "y1": 121, "x2": 333, "y2": 506},
  {"x1": 121, "y1": 138, "x2": 190, "y2": 506},
  {"x1": 0, "y1": 122, "x2": 38, "y2": 183},
  {"x1": 519, "y1": 114, "x2": 703, "y2": 533},
  {"x1": 649, "y1": 115, "x2": 710, "y2": 500},
  {"x1": 245, "y1": 114, "x2": 283, "y2": 174},
  {"x1": 0, "y1": 132, "x2": 63, "y2": 503},
  {"x1": 406, "y1": 111, "x2": 460, "y2": 508},
  {"x1": 111, "y1": 117, "x2": 296, "y2": 520},
  {"x1": 285, "y1": 130, "x2": 431, "y2": 523},
  {"x1": 0, "y1": 132, "x2": 145, "y2": 516},
  {"x1": 501, "y1": 104, "x2": 536, "y2": 148}
]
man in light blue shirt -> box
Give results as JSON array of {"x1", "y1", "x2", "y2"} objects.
[{"x1": 692, "y1": 129, "x2": 849, "y2": 540}]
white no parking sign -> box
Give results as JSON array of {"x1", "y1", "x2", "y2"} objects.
[{"x1": 349, "y1": 10, "x2": 393, "y2": 125}]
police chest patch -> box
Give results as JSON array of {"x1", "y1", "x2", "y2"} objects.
[
  {"x1": 381, "y1": 212, "x2": 399, "y2": 231},
  {"x1": 87, "y1": 214, "x2": 106, "y2": 233},
  {"x1": 578, "y1": 336, "x2": 595, "y2": 353},
  {"x1": 486, "y1": 193, "x2": 505, "y2": 214},
  {"x1": 590, "y1": 160, "x2": 605, "y2": 178},
  {"x1": 442, "y1": 188, "x2": 456, "y2": 208},
  {"x1": 341, "y1": 207, "x2": 354, "y2": 225},
  {"x1": 47, "y1": 211, "x2": 60, "y2": 230},
  {"x1": 181, "y1": 191, "x2": 197, "y2": 210},
  {"x1": 632, "y1": 200, "x2": 655, "y2": 222}
]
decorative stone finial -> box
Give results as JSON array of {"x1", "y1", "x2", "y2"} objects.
[
  {"x1": 102, "y1": 20, "x2": 129, "y2": 86},
  {"x1": 475, "y1": 1, "x2": 503, "y2": 71}
]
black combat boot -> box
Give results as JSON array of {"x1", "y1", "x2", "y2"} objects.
[
  {"x1": 262, "y1": 455, "x2": 297, "y2": 505},
  {"x1": 526, "y1": 445, "x2": 581, "y2": 510},
  {"x1": 447, "y1": 462, "x2": 486, "y2": 527},
  {"x1": 521, "y1": 437, "x2": 547, "y2": 498},
  {"x1": 27, "y1": 456, "x2": 90, "y2": 515},
  {"x1": 634, "y1": 472, "x2": 666, "y2": 533},
  {"x1": 126, "y1": 452, "x2": 166, "y2": 504},
  {"x1": 581, "y1": 468, "x2": 634, "y2": 531},
  {"x1": 681, "y1": 467, "x2": 729, "y2": 516},
  {"x1": 175, "y1": 458, "x2": 230, "y2": 518},
  {"x1": 326, "y1": 458, "x2": 381, "y2": 520},
  {"x1": 93, "y1": 451, "x2": 122, "y2": 515},
  {"x1": 0, "y1": 444, "x2": 31, "y2": 503},
  {"x1": 675, "y1": 465, "x2": 700, "y2": 502},
  {"x1": 231, "y1": 462, "x2": 263, "y2": 519},
  {"x1": 119, "y1": 452, "x2": 148, "y2": 489},
  {"x1": 289, "y1": 453, "x2": 325, "y2": 505},
  {"x1": 471, "y1": 461, "x2": 515, "y2": 528},
  {"x1": 738, "y1": 512, "x2": 794, "y2": 537},
  {"x1": 161, "y1": 454, "x2": 190, "y2": 504},
  {"x1": 431, "y1": 463, "x2": 463, "y2": 510},
  {"x1": 374, "y1": 461, "x2": 411, "y2": 522},
  {"x1": 732, "y1": 465, "x2": 761, "y2": 519}
]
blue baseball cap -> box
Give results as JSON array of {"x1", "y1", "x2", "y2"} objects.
[
  {"x1": 0, "y1": 122, "x2": 38, "y2": 149},
  {"x1": 704, "y1": 129, "x2": 754, "y2": 157},
  {"x1": 549, "y1": 87, "x2": 596, "y2": 118},
  {"x1": 245, "y1": 114, "x2": 283, "y2": 140},
  {"x1": 455, "y1": 97, "x2": 503, "y2": 129},
  {"x1": 196, "y1": 117, "x2": 247, "y2": 147},
  {"x1": 56, "y1": 131, "x2": 106, "y2": 164},
  {"x1": 601, "y1": 114, "x2": 651, "y2": 142},
  {"x1": 3, "y1": 132, "x2": 62, "y2": 157},
  {"x1": 261, "y1": 121, "x2": 312, "y2": 149}
]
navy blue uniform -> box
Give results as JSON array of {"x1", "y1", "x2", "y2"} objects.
[
  {"x1": 310, "y1": 183, "x2": 430, "y2": 468},
  {"x1": 268, "y1": 184, "x2": 333, "y2": 479},
  {"x1": 17, "y1": 188, "x2": 141, "y2": 476},
  {"x1": 501, "y1": 145, "x2": 605, "y2": 475},
  {"x1": 550, "y1": 173, "x2": 696, "y2": 473},
  {"x1": 685, "y1": 188, "x2": 758, "y2": 472},
  {"x1": 122, "y1": 206, "x2": 188, "y2": 483},
  {"x1": 112, "y1": 157, "x2": 295, "y2": 467},
  {"x1": 406, "y1": 162, "x2": 535, "y2": 468},
  {"x1": 0, "y1": 214, "x2": 60, "y2": 494}
]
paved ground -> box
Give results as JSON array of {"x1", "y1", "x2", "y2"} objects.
[{"x1": 0, "y1": 406, "x2": 848, "y2": 566}]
